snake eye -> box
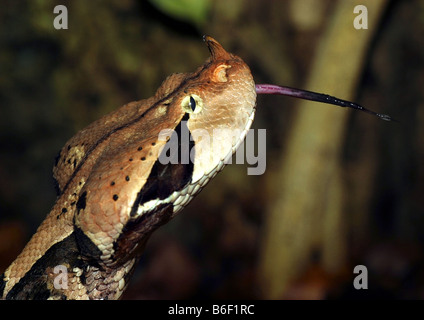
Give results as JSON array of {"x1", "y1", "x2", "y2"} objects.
[
  {"x1": 181, "y1": 94, "x2": 203, "y2": 114},
  {"x1": 189, "y1": 96, "x2": 196, "y2": 112}
]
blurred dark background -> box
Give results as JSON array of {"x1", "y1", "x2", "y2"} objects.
[{"x1": 0, "y1": 0, "x2": 423, "y2": 299}]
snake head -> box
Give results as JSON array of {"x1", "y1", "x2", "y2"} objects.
[
  {"x1": 69, "y1": 36, "x2": 257, "y2": 270},
  {"x1": 170, "y1": 35, "x2": 257, "y2": 184}
]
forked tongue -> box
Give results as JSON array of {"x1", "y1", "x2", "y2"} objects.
[{"x1": 255, "y1": 84, "x2": 394, "y2": 122}]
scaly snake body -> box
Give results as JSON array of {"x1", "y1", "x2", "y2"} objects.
[
  {"x1": 1, "y1": 36, "x2": 256, "y2": 300},
  {"x1": 0, "y1": 36, "x2": 392, "y2": 300}
]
